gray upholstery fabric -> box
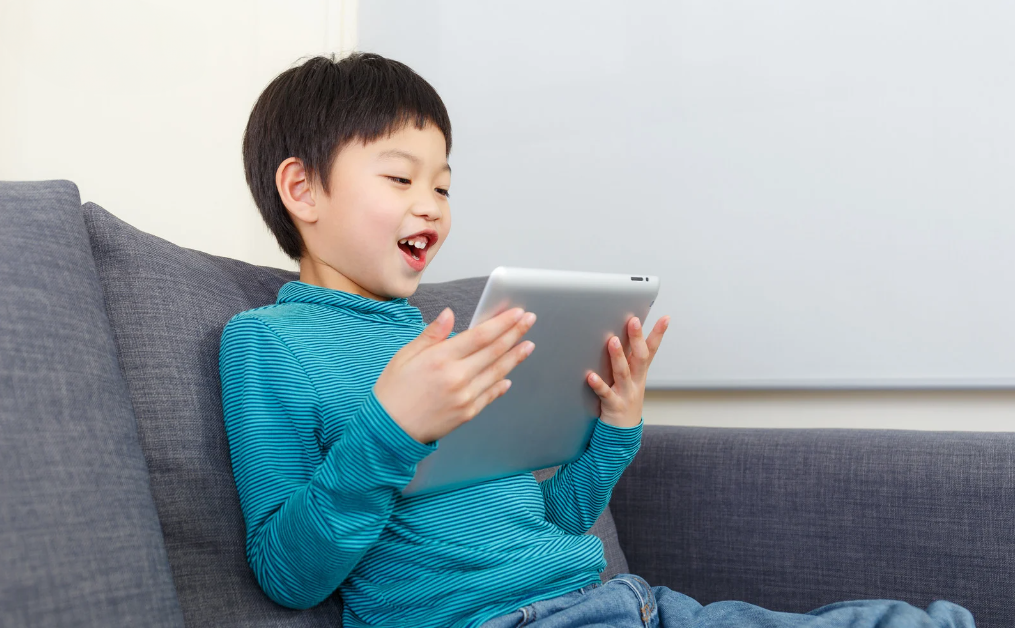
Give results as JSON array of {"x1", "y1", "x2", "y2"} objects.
[
  {"x1": 0, "y1": 181, "x2": 184, "y2": 628},
  {"x1": 612, "y1": 425, "x2": 1015, "y2": 628},
  {"x1": 81, "y1": 201, "x2": 628, "y2": 625},
  {"x1": 83, "y1": 202, "x2": 336, "y2": 628}
]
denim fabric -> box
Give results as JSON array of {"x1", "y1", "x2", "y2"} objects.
[{"x1": 477, "y1": 574, "x2": 976, "y2": 628}]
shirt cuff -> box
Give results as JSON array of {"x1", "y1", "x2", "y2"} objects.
[
  {"x1": 589, "y1": 417, "x2": 643, "y2": 459},
  {"x1": 355, "y1": 389, "x2": 438, "y2": 469}
]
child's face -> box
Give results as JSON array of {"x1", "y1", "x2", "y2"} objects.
[{"x1": 286, "y1": 122, "x2": 451, "y2": 300}]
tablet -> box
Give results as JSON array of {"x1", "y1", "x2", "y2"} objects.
[{"x1": 401, "y1": 266, "x2": 660, "y2": 497}]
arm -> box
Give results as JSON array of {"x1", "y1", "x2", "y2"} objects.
[
  {"x1": 539, "y1": 418, "x2": 643, "y2": 535},
  {"x1": 544, "y1": 309, "x2": 668, "y2": 535},
  {"x1": 219, "y1": 317, "x2": 436, "y2": 610}
]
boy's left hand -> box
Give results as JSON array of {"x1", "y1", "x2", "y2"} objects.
[{"x1": 586, "y1": 315, "x2": 670, "y2": 429}]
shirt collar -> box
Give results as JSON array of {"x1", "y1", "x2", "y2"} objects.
[{"x1": 276, "y1": 280, "x2": 424, "y2": 326}]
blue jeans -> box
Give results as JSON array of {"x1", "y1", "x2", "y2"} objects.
[{"x1": 477, "y1": 574, "x2": 975, "y2": 628}]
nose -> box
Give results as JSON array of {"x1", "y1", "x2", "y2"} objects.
[{"x1": 410, "y1": 189, "x2": 443, "y2": 222}]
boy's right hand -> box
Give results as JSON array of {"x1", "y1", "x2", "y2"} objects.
[{"x1": 372, "y1": 307, "x2": 536, "y2": 444}]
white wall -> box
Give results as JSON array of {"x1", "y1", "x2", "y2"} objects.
[
  {"x1": 2, "y1": 1, "x2": 1011, "y2": 430},
  {"x1": 358, "y1": 0, "x2": 1015, "y2": 391}
]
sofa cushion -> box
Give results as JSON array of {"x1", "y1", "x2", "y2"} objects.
[
  {"x1": 0, "y1": 181, "x2": 185, "y2": 628},
  {"x1": 81, "y1": 201, "x2": 628, "y2": 627},
  {"x1": 613, "y1": 425, "x2": 1012, "y2": 625}
]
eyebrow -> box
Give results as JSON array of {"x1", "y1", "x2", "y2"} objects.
[{"x1": 377, "y1": 149, "x2": 451, "y2": 175}]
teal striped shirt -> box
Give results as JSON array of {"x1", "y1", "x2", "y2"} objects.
[{"x1": 218, "y1": 280, "x2": 643, "y2": 628}]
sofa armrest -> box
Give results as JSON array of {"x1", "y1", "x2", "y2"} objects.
[{"x1": 609, "y1": 425, "x2": 1015, "y2": 626}]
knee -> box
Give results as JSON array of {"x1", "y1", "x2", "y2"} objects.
[{"x1": 926, "y1": 600, "x2": 976, "y2": 628}]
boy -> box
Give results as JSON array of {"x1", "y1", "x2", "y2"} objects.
[{"x1": 219, "y1": 53, "x2": 974, "y2": 627}]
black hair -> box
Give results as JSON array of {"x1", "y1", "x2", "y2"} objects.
[{"x1": 241, "y1": 52, "x2": 452, "y2": 262}]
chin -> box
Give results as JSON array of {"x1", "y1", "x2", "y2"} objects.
[{"x1": 388, "y1": 279, "x2": 421, "y2": 300}]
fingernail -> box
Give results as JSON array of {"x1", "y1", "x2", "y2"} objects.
[
  {"x1": 632, "y1": 318, "x2": 641, "y2": 330},
  {"x1": 522, "y1": 312, "x2": 536, "y2": 325},
  {"x1": 611, "y1": 337, "x2": 620, "y2": 348},
  {"x1": 437, "y1": 308, "x2": 450, "y2": 324},
  {"x1": 512, "y1": 308, "x2": 524, "y2": 321},
  {"x1": 523, "y1": 341, "x2": 535, "y2": 356}
]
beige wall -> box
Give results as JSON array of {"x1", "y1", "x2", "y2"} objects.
[
  {"x1": 2, "y1": 1, "x2": 1010, "y2": 432},
  {"x1": 0, "y1": 0, "x2": 357, "y2": 271}
]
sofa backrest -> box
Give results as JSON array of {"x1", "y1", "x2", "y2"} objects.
[
  {"x1": 613, "y1": 425, "x2": 1015, "y2": 628},
  {"x1": 0, "y1": 181, "x2": 185, "y2": 628}
]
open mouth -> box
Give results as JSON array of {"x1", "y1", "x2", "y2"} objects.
[
  {"x1": 398, "y1": 240, "x2": 423, "y2": 260},
  {"x1": 397, "y1": 235, "x2": 431, "y2": 271}
]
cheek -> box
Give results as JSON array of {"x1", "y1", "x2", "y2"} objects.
[
  {"x1": 358, "y1": 212, "x2": 402, "y2": 250},
  {"x1": 342, "y1": 189, "x2": 401, "y2": 242},
  {"x1": 438, "y1": 211, "x2": 451, "y2": 244}
]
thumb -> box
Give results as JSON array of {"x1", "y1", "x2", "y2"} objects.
[{"x1": 403, "y1": 307, "x2": 454, "y2": 359}]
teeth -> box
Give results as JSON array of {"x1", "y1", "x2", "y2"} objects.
[
  {"x1": 399, "y1": 236, "x2": 427, "y2": 261},
  {"x1": 398, "y1": 237, "x2": 428, "y2": 249}
]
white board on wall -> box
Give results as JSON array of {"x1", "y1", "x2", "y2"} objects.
[{"x1": 360, "y1": 0, "x2": 1015, "y2": 389}]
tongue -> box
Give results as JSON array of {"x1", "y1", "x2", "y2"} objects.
[{"x1": 399, "y1": 242, "x2": 416, "y2": 257}]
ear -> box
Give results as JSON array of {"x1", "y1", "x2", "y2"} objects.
[{"x1": 275, "y1": 157, "x2": 318, "y2": 225}]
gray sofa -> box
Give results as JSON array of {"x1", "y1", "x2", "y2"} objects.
[{"x1": 1, "y1": 180, "x2": 1011, "y2": 628}]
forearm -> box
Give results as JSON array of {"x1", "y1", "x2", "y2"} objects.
[
  {"x1": 240, "y1": 391, "x2": 437, "y2": 609},
  {"x1": 540, "y1": 418, "x2": 643, "y2": 535},
  {"x1": 247, "y1": 474, "x2": 389, "y2": 609}
]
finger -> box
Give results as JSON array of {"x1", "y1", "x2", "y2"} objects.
[
  {"x1": 609, "y1": 335, "x2": 632, "y2": 384},
  {"x1": 442, "y1": 307, "x2": 527, "y2": 360},
  {"x1": 460, "y1": 310, "x2": 536, "y2": 376},
  {"x1": 401, "y1": 307, "x2": 455, "y2": 361},
  {"x1": 645, "y1": 316, "x2": 670, "y2": 360},
  {"x1": 468, "y1": 377, "x2": 514, "y2": 421},
  {"x1": 626, "y1": 317, "x2": 650, "y2": 380},
  {"x1": 586, "y1": 370, "x2": 615, "y2": 400},
  {"x1": 469, "y1": 337, "x2": 535, "y2": 402}
]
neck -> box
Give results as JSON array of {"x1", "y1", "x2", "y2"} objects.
[{"x1": 298, "y1": 256, "x2": 391, "y2": 301}]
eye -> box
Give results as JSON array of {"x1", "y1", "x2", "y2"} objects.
[
  {"x1": 386, "y1": 176, "x2": 411, "y2": 185},
  {"x1": 436, "y1": 188, "x2": 450, "y2": 198}
]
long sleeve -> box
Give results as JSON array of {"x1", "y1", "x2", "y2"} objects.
[
  {"x1": 539, "y1": 418, "x2": 643, "y2": 535},
  {"x1": 218, "y1": 316, "x2": 437, "y2": 610}
]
